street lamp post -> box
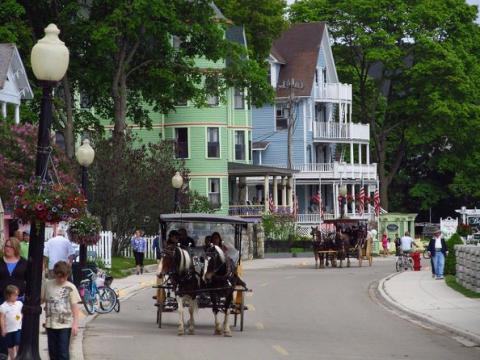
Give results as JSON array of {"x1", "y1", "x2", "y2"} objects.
[
  {"x1": 75, "y1": 139, "x2": 95, "y2": 267},
  {"x1": 171, "y1": 172, "x2": 183, "y2": 213},
  {"x1": 17, "y1": 24, "x2": 69, "y2": 360}
]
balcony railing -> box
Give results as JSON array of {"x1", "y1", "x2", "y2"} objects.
[
  {"x1": 314, "y1": 83, "x2": 352, "y2": 102},
  {"x1": 228, "y1": 205, "x2": 293, "y2": 218},
  {"x1": 313, "y1": 122, "x2": 370, "y2": 142},
  {"x1": 296, "y1": 212, "x2": 374, "y2": 224},
  {"x1": 262, "y1": 162, "x2": 377, "y2": 180},
  {"x1": 228, "y1": 205, "x2": 264, "y2": 217}
]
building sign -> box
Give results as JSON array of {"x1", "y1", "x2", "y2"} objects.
[
  {"x1": 386, "y1": 224, "x2": 398, "y2": 232},
  {"x1": 441, "y1": 217, "x2": 458, "y2": 240},
  {"x1": 467, "y1": 216, "x2": 480, "y2": 227}
]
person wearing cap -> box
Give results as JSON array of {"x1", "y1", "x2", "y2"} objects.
[
  {"x1": 428, "y1": 229, "x2": 448, "y2": 280},
  {"x1": 19, "y1": 230, "x2": 30, "y2": 260}
]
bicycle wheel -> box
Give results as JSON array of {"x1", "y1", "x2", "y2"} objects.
[
  {"x1": 408, "y1": 258, "x2": 414, "y2": 271},
  {"x1": 395, "y1": 258, "x2": 402, "y2": 272},
  {"x1": 82, "y1": 287, "x2": 95, "y2": 315},
  {"x1": 97, "y1": 286, "x2": 117, "y2": 313}
]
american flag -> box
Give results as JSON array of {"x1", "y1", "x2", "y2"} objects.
[
  {"x1": 358, "y1": 186, "x2": 365, "y2": 216},
  {"x1": 374, "y1": 188, "x2": 380, "y2": 216},
  {"x1": 269, "y1": 194, "x2": 275, "y2": 213}
]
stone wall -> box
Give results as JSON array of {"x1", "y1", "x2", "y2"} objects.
[{"x1": 455, "y1": 245, "x2": 480, "y2": 293}]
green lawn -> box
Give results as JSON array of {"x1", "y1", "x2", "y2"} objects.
[
  {"x1": 445, "y1": 275, "x2": 480, "y2": 298},
  {"x1": 104, "y1": 256, "x2": 157, "y2": 279}
]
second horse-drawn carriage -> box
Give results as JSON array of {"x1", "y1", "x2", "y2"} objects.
[
  {"x1": 311, "y1": 219, "x2": 373, "y2": 268},
  {"x1": 154, "y1": 213, "x2": 252, "y2": 336}
]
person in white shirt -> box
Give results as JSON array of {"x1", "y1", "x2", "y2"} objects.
[
  {"x1": 0, "y1": 285, "x2": 23, "y2": 360},
  {"x1": 400, "y1": 231, "x2": 415, "y2": 254},
  {"x1": 44, "y1": 229, "x2": 76, "y2": 279}
]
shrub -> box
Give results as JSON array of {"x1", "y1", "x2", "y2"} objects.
[
  {"x1": 262, "y1": 213, "x2": 296, "y2": 241},
  {"x1": 445, "y1": 233, "x2": 464, "y2": 275},
  {"x1": 457, "y1": 224, "x2": 473, "y2": 237}
]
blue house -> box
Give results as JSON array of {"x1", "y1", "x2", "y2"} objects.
[{"x1": 250, "y1": 23, "x2": 379, "y2": 225}]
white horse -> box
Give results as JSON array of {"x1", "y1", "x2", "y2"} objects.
[
  {"x1": 202, "y1": 245, "x2": 235, "y2": 337},
  {"x1": 157, "y1": 245, "x2": 199, "y2": 335}
]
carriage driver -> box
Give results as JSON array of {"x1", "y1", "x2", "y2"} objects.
[{"x1": 178, "y1": 228, "x2": 195, "y2": 248}]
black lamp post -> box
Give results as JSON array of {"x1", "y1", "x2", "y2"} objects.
[
  {"x1": 17, "y1": 24, "x2": 69, "y2": 360},
  {"x1": 171, "y1": 172, "x2": 183, "y2": 213},
  {"x1": 75, "y1": 139, "x2": 95, "y2": 267}
]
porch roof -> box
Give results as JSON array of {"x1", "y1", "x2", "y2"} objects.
[{"x1": 228, "y1": 162, "x2": 297, "y2": 177}]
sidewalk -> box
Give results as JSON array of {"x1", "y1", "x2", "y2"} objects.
[
  {"x1": 40, "y1": 264, "x2": 159, "y2": 360},
  {"x1": 379, "y1": 269, "x2": 480, "y2": 346}
]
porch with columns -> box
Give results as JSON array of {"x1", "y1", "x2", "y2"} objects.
[{"x1": 227, "y1": 162, "x2": 296, "y2": 217}]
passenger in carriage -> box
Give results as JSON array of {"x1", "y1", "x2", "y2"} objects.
[
  {"x1": 166, "y1": 230, "x2": 179, "y2": 246},
  {"x1": 208, "y1": 232, "x2": 245, "y2": 287},
  {"x1": 178, "y1": 228, "x2": 195, "y2": 248}
]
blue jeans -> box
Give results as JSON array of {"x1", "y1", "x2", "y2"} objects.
[
  {"x1": 46, "y1": 328, "x2": 71, "y2": 360},
  {"x1": 434, "y1": 251, "x2": 445, "y2": 278}
]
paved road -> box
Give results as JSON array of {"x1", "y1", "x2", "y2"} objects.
[{"x1": 84, "y1": 260, "x2": 480, "y2": 360}]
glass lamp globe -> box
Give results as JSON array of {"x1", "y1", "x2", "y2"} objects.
[
  {"x1": 172, "y1": 172, "x2": 183, "y2": 189},
  {"x1": 76, "y1": 139, "x2": 95, "y2": 167},
  {"x1": 31, "y1": 24, "x2": 69, "y2": 81},
  {"x1": 339, "y1": 185, "x2": 348, "y2": 197}
]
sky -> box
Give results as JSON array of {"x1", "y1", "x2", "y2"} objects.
[{"x1": 286, "y1": 0, "x2": 480, "y2": 22}]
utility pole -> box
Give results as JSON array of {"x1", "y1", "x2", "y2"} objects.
[{"x1": 279, "y1": 78, "x2": 304, "y2": 169}]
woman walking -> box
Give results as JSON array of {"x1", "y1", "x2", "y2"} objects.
[
  {"x1": 381, "y1": 232, "x2": 389, "y2": 257},
  {"x1": 0, "y1": 238, "x2": 27, "y2": 357},
  {"x1": 131, "y1": 230, "x2": 146, "y2": 275}
]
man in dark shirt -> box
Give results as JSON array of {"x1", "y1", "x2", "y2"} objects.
[{"x1": 178, "y1": 228, "x2": 195, "y2": 248}]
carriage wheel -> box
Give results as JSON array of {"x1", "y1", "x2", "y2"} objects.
[
  {"x1": 239, "y1": 292, "x2": 245, "y2": 332},
  {"x1": 157, "y1": 302, "x2": 163, "y2": 328}
]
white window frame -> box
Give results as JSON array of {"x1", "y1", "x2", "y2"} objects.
[
  {"x1": 207, "y1": 178, "x2": 221, "y2": 209},
  {"x1": 174, "y1": 127, "x2": 189, "y2": 159},
  {"x1": 234, "y1": 130, "x2": 246, "y2": 161},
  {"x1": 206, "y1": 127, "x2": 220, "y2": 159}
]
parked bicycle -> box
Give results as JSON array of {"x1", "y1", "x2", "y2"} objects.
[
  {"x1": 395, "y1": 252, "x2": 414, "y2": 272},
  {"x1": 79, "y1": 268, "x2": 119, "y2": 314}
]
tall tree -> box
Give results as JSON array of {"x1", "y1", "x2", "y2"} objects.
[
  {"x1": 73, "y1": 0, "x2": 273, "y2": 141},
  {"x1": 17, "y1": 0, "x2": 102, "y2": 158},
  {"x1": 215, "y1": 0, "x2": 288, "y2": 62},
  {"x1": 290, "y1": 0, "x2": 480, "y2": 212}
]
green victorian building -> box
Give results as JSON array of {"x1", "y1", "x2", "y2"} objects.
[{"x1": 115, "y1": 25, "x2": 294, "y2": 215}]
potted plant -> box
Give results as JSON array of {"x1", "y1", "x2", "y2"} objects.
[
  {"x1": 12, "y1": 177, "x2": 86, "y2": 223},
  {"x1": 68, "y1": 213, "x2": 102, "y2": 245}
]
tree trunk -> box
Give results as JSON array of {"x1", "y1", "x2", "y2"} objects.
[
  {"x1": 62, "y1": 76, "x2": 75, "y2": 158},
  {"x1": 112, "y1": 73, "x2": 127, "y2": 139}
]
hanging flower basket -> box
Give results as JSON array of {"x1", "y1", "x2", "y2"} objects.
[
  {"x1": 67, "y1": 213, "x2": 102, "y2": 245},
  {"x1": 12, "y1": 177, "x2": 86, "y2": 223}
]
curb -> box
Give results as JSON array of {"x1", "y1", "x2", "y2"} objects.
[{"x1": 376, "y1": 272, "x2": 480, "y2": 347}]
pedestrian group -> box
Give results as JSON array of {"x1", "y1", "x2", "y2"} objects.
[{"x1": 0, "y1": 227, "x2": 80, "y2": 360}]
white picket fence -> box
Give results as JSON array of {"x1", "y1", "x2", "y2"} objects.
[
  {"x1": 84, "y1": 232, "x2": 159, "y2": 269},
  {"x1": 87, "y1": 231, "x2": 113, "y2": 269},
  {"x1": 121, "y1": 235, "x2": 158, "y2": 260}
]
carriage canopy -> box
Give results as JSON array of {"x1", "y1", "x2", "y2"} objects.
[{"x1": 159, "y1": 213, "x2": 258, "y2": 260}]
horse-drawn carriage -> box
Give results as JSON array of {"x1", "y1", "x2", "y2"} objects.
[
  {"x1": 311, "y1": 219, "x2": 373, "y2": 268},
  {"x1": 154, "y1": 213, "x2": 252, "y2": 336}
]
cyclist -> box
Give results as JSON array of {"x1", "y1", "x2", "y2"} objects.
[{"x1": 400, "y1": 231, "x2": 416, "y2": 255}]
